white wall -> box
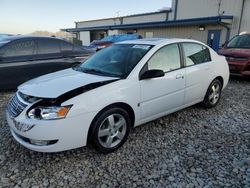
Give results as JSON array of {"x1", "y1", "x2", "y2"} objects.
[
  {"x1": 123, "y1": 12, "x2": 168, "y2": 24},
  {"x1": 137, "y1": 25, "x2": 227, "y2": 46},
  {"x1": 108, "y1": 30, "x2": 119, "y2": 35},
  {"x1": 239, "y1": 0, "x2": 250, "y2": 33},
  {"x1": 77, "y1": 18, "x2": 121, "y2": 28},
  {"x1": 175, "y1": 0, "x2": 244, "y2": 37},
  {"x1": 80, "y1": 31, "x2": 90, "y2": 45},
  {"x1": 76, "y1": 12, "x2": 169, "y2": 28}
]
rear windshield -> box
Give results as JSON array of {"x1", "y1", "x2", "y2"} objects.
[{"x1": 227, "y1": 34, "x2": 250, "y2": 49}]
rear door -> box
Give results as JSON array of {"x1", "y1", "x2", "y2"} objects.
[
  {"x1": 31, "y1": 38, "x2": 71, "y2": 75},
  {"x1": 36, "y1": 38, "x2": 62, "y2": 60},
  {"x1": 0, "y1": 39, "x2": 36, "y2": 90},
  {"x1": 60, "y1": 40, "x2": 82, "y2": 66},
  {"x1": 181, "y1": 42, "x2": 213, "y2": 105}
]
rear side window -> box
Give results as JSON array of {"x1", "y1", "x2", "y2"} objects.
[
  {"x1": 182, "y1": 43, "x2": 211, "y2": 66},
  {"x1": 0, "y1": 40, "x2": 35, "y2": 57},
  {"x1": 37, "y1": 39, "x2": 60, "y2": 54},
  {"x1": 60, "y1": 41, "x2": 73, "y2": 51}
]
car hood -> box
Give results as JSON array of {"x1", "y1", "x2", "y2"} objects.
[
  {"x1": 219, "y1": 48, "x2": 250, "y2": 58},
  {"x1": 18, "y1": 68, "x2": 118, "y2": 98}
]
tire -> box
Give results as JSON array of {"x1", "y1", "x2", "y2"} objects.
[
  {"x1": 201, "y1": 79, "x2": 222, "y2": 108},
  {"x1": 89, "y1": 107, "x2": 131, "y2": 154}
]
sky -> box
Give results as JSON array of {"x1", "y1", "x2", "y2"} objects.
[{"x1": 0, "y1": 0, "x2": 172, "y2": 35}]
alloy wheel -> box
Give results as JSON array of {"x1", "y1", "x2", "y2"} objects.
[
  {"x1": 98, "y1": 114, "x2": 127, "y2": 148},
  {"x1": 208, "y1": 82, "x2": 221, "y2": 105}
]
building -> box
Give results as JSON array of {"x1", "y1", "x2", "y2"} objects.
[{"x1": 63, "y1": 0, "x2": 250, "y2": 51}]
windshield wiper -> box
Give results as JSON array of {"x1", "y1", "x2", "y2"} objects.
[
  {"x1": 81, "y1": 68, "x2": 119, "y2": 77},
  {"x1": 82, "y1": 68, "x2": 105, "y2": 74}
]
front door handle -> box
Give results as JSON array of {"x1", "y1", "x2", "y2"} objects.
[{"x1": 176, "y1": 74, "x2": 184, "y2": 79}]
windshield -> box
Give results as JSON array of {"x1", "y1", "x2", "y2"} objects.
[
  {"x1": 77, "y1": 44, "x2": 152, "y2": 78},
  {"x1": 0, "y1": 41, "x2": 10, "y2": 48},
  {"x1": 227, "y1": 34, "x2": 250, "y2": 49}
]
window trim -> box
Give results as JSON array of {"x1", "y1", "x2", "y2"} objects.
[
  {"x1": 139, "y1": 42, "x2": 184, "y2": 79},
  {"x1": 180, "y1": 42, "x2": 212, "y2": 68}
]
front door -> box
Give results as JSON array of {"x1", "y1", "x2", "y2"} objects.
[
  {"x1": 139, "y1": 44, "x2": 185, "y2": 122},
  {"x1": 207, "y1": 30, "x2": 221, "y2": 51},
  {"x1": 0, "y1": 39, "x2": 36, "y2": 90}
]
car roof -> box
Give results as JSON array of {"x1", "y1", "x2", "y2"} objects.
[
  {"x1": 118, "y1": 38, "x2": 202, "y2": 46},
  {"x1": 0, "y1": 35, "x2": 64, "y2": 42}
]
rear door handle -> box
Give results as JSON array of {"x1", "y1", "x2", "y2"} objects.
[{"x1": 176, "y1": 74, "x2": 184, "y2": 79}]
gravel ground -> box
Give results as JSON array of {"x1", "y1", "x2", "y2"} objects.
[{"x1": 0, "y1": 77, "x2": 249, "y2": 188}]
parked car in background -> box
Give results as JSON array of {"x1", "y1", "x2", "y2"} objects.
[
  {"x1": 0, "y1": 36, "x2": 94, "y2": 91},
  {"x1": 0, "y1": 33, "x2": 13, "y2": 39},
  {"x1": 219, "y1": 33, "x2": 250, "y2": 77},
  {"x1": 6, "y1": 38, "x2": 229, "y2": 153},
  {"x1": 88, "y1": 34, "x2": 142, "y2": 51}
]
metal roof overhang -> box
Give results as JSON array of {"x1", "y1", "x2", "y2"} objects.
[{"x1": 62, "y1": 15, "x2": 233, "y2": 32}]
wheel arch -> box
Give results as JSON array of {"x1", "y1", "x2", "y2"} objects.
[
  {"x1": 215, "y1": 76, "x2": 224, "y2": 88},
  {"x1": 87, "y1": 102, "x2": 135, "y2": 145}
]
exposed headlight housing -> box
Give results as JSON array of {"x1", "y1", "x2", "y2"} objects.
[
  {"x1": 97, "y1": 45, "x2": 106, "y2": 50},
  {"x1": 28, "y1": 106, "x2": 71, "y2": 120}
]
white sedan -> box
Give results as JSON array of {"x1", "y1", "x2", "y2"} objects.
[{"x1": 6, "y1": 38, "x2": 229, "y2": 153}]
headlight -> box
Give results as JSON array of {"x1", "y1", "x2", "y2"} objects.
[{"x1": 28, "y1": 106, "x2": 71, "y2": 120}]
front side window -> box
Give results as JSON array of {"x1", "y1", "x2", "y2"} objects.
[
  {"x1": 78, "y1": 44, "x2": 152, "y2": 77},
  {"x1": 1, "y1": 40, "x2": 35, "y2": 57},
  {"x1": 147, "y1": 44, "x2": 181, "y2": 72},
  {"x1": 182, "y1": 43, "x2": 211, "y2": 66},
  {"x1": 37, "y1": 39, "x2": 60, "y2": 54}
]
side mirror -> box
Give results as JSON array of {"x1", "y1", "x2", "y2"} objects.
[{"x1": 140, "y1": 69, "x2": 165, "y2": 80}]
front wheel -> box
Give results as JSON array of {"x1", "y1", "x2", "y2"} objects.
[
  {"x1": 89, "y1": 107, "x2": 131, "y2": 153},
  {"x1": 201, "y1": 79, "x2": 222, "y2": 108}
]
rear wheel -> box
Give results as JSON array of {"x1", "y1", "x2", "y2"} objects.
[
  {"x1": 89, "y1": 107, "x2": 131, "y2": 153},
  {"x1": 201, "y1": 79, "x2": 222, "y2": 108}
]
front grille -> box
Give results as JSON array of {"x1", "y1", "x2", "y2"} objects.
[{"x1": 7, "y1": 94, "x2": 27, "y2": 117}]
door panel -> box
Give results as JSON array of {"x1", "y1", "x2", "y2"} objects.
[
  {"x1": 0, "y1": 39, "x2": 36, "y2": 90},
  {"x1": 139, "y1": 43, "x2": 185, "y2": 121},
  {"x1": 140, "y1": 69, "x2": 185, "y2": 120},
  {"x1": 0, "y1": 61, "x2": 37, "y2": 90},
  {"x1": 184, "y1": 63, "x2": 212, "y2": 105},
  {"x1": 181, "y1": 42, "x2": 213, "y2": 105},
  {"x1": 35, "y1": 38, "x2": 62, "y2": 60},
  {"x1": 32, "y1": 39, "x2": 73, "y2": 74}
]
